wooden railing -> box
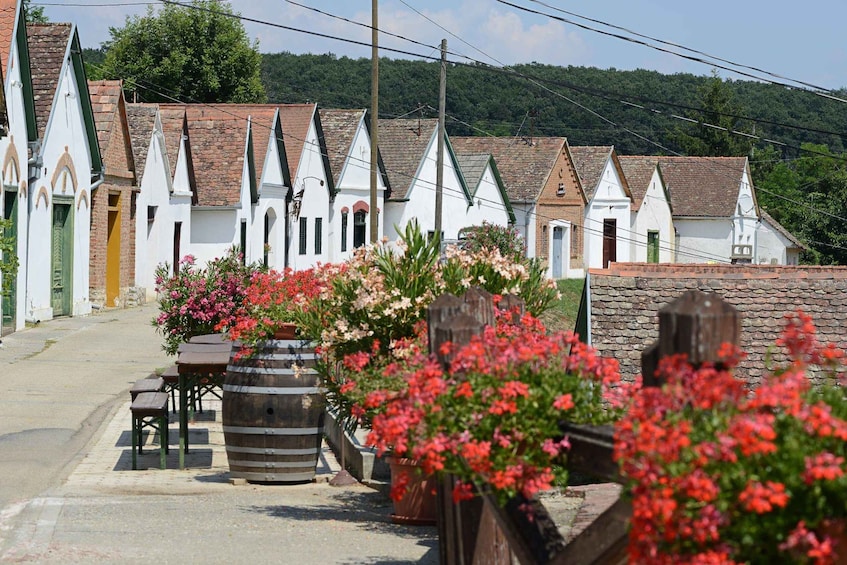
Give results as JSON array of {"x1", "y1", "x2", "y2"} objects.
[{"x1": 428, "y1": 288, "x2": 740, "y2": 565}]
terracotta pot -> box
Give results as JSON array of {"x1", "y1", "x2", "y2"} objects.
[
  {"x1": 272, "y1": 323, "x2": 298, "y2": 340},
  {"x1": 818, "y1": 519, "x2": 847, "y2": 565},
  {"x1": 386, "y1": 456, "x2": 437, "y2": 526}
]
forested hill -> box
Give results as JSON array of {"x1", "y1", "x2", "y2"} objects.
[{"x1": 260, "y1": 52, "x2": 847, "y2": 158}]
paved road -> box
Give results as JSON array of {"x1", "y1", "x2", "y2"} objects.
[
  {"x1": 0, "y1": 305, "x2": 439, "y2": 564},
  {"x1": 0, "y1": 305, "x2": 170, "y2": 511}
]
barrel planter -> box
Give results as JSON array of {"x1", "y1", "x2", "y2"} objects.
[{"x1": 223, "y1": 339, "x2": 325, "y2": 483}]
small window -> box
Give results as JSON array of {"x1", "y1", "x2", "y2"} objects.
[
  {"x1": 353, "y1": 210, "x2": 366, "y2": 248},
  {"x1": 314, "y1": 217, "x2": 323, "y2": 255},
  {"x1": 299, "y1": 217, "x2": 307, "y2": 255},
  {"x1": 341, "y1": 212, "x2": 348, "y2": 252},
  {"x1": 556, "y1": 182, "x2": 565, "y2": 196},
  {"x1": 147, "y1": 205, "x2": 157, "y2": 223}
]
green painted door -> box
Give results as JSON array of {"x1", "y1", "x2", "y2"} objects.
[
  {"x1": 647, "y1": 231, "x2": 660, "y2": 264},
  {"x1": 51, "y1": 202, "x2": 73, "y2": 317},
  {"x1": 1, "y1": 191, "x2": 17, "y2": 335}
]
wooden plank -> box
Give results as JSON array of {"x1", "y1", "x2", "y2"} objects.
[
  {"x1": 481, "y1": 490, "x2": 567, "y2": 565},
  {"x1": 560, "y1": 423, "x2": 619, "y2": 483},
  {"x1": 550, "y1": 498, "x2": 630, "y2": 565}
]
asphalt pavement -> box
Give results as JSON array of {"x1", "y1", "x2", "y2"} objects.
[{"x1": 0, "y1": 304, "x2": 438, "y2": 564}]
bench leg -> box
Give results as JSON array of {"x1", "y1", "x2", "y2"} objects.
[
  {"x1": 131, "y1": 416, "x2": 139, "y2": 470},
  {"x1": 159, "y1": 414, "x2": 167, "y2": 469}
]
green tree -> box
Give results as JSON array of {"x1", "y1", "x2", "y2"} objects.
[
  {"x1": 99, "y1": 0, "x2": 265, "y2": 103},
  {"x1": 672, "y1": 70, "x2": 752, "y2": 157},
  {"x1": 23, "y1": 0, "x2": 47, "y2": 23}
]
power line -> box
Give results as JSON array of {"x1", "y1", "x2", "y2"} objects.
[
  {"x1": 496, "y1": 0, "x2": 847, "y2": 105},
  {"x1": 524, "y1": 0, "x2": 837, "y2": 95}
]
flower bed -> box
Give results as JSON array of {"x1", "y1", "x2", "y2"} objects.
[{"x1": 615, "y1": 311, "x2": 847, "y2": 564}]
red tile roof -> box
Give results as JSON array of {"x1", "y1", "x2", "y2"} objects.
[
  {"x1": 155, "y1": 104, "x2": 186, "y2": 181},
  {"x1": 88, "y1": 79, "x2": 122, "y2": 153},
  {"x1": 585, "y1": 262, "x2": 847, "y2": 384},
  {"x1": 656, "y1": 156, "x2": 748, "y2": 217},
  {"x1": 278, "y1": 103, "x2": 316, "y2": 181},
  {"x1": 27, "y1": 23, "x2": 71, "y2": 140},
  {"x1": 450, "y1": 136, "x2": 568, "y2": 202},
  {"x1": 378, "y1": 118, "x2": 437, "y2": 200},
  {"x1": 0, "y1": 0, "x2": 16, "y2": 80},
  {"x1": 570, "y1": 145, "x2": 615, "y2": 200},
  {"x1": 125, "y1": 104, "x2": 157, "y2": 185},
  {"x1": 619, "y1": 155, "x2": 660, "y2": 210},
  {"x1": 319, "y1": 108, "x2": 364, "y2": 187}
]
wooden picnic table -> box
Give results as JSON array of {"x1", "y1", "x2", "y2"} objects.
[{"x1": 174, "y1": 335, "x2": 232, "y2": 469}]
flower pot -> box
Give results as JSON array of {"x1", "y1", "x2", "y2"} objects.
[
  {"x1": 386, "y1": 456, "x2": 437, "y2": 526},
  {"x1": 223, "y1": 338, "x2": 325, "y2": 483},
  {"x1": 272, "y1": 323, "x2": 298, "y2": 340}
]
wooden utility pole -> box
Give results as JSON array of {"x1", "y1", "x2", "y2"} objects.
[
  {"x1": 369, "y1": 0, "x2": 379, "y2": 243},
  {"x1": 434, "y1": 39, "x2": 447, "y2": 243}
]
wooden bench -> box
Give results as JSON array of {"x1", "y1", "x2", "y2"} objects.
[
  {"x1": 131, "y1": 391, "x2": 169, "y2": 470},
  {"x1": 130, "y1": 376, "x2": 164, "y2": 400}
]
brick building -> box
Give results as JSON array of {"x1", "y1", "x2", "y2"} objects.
[{"x1": 88, "y1": 80, "x2": 138, "y2": 308}]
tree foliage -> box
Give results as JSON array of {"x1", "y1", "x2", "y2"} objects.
[
  {"x1": 23, "y1": 0, "x2": 47, "y2": 23},
  {"x1": 756, "y1": 143, "x2": 847, "y2": 265},
  {"x1": 671, "y1": 70, "x2": 753, "y2": 157},
  {"x1": 99, "y1": 0, "x2": 265, "y2": 103}
]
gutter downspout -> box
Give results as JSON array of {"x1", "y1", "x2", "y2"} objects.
[{"x1": 24, "y1": 150, "x2": 41, "y2": 322}]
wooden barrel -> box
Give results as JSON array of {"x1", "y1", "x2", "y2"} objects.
[{"x1": 223, "y1": 339, "x2": 325, "y2": 483}]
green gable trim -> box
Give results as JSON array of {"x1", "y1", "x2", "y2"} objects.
[
  {"x1": 444, "y1": 135, "x2": 472, "y2": 206},
  {"x1": 271, "y1": 112, "x2": 292, "y2": 198},
  {"x1": 15, "y1": 5, "x2": 36, "y2": 142},
  {"x1": 313, "y1": 107, "x2": 336, "y2": 199},
  {"x1": 486, "y1": 155, "x2": 516, "y2": 224},
  {"x1": 69, "y1": 28, "x2": 102, "y2": 176},
  {"x1": 246, "y1": 123, "x2": 257, "y2": 204}
]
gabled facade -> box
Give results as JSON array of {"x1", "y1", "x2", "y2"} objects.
[
  {"x1": 619, "y1": 156, "x2": 674, "y2": 264},
  {"x1": 758, "y1": 210, "x2": 807, "y2": 266},
  {"x1": 379, "y1": 118, "x2": 472, "y2": 244},
  {"x1": 88, "y1": 79, "x2": 138, "y2": 308},
  {"x1": 454, "y1": 152, "x2": 514, "y2": 230},
  {"x1": 128, "y1": 103, "x2": 193, "y2": 299},
  {"x1": 658, "y1": 156, "x2": 759, "y2": 264},
  {"x1": 26, "y1": 22, "x2": 102, "y2": 321},
  {"x1": 319, "y1": 108, "x2": 388, "y2": 262},
  {"x1": 0, "y1": 0, "x2": 34, "y2": 334},
  {"x1": 279, "y1": 103, "x2": 332, "y2": 271},
  {"x1": 571, "y1": 145, "x2": 632, "y2": 269},
  {"x1": 451, "y1": 136, "x2": 586, "y2": 279}
]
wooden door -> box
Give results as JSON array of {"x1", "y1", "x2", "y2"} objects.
[
  {"x1": 602, "y1": 218, "x2": 616, "y2": 268},
  {"x1": 1, "y1": 191, "x2": 17, "y2": 335},
  {"x1": 647, "y1": 231, "x2": 659, "y2": 264},
  {"x1": 106, "y1": 193, "x2": 121, "y2": 306},
  {"x1": 51, "y1": 202, "x2": 73, "y2": 317}
]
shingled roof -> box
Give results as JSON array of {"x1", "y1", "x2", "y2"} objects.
[
  {"x1": 618, "y1": 155, "x2": 662, "y2": 210},
  {"x1": 455, "y1": 153, "x2": 489, "y2": 192},
  {"x1": 155, "y1": 104, "x2": 185, "y2": 181},
  {"x1": 379, "y1": 118, "x2": 438, "y2": 200},
  {"x1": 319, "y1": 108, "x2": 363, "y2": 186},
  {"x1": 88, "y1": 80, "x2": 120, "y2": 149},
  {"x1": 27, "y1": 22, "x2": 71, "y2": 140},
  {"x1": 0, "y1": 0, "x2": 15, "y2": 80},
  {"x1": 125, "y1": 104, "x2": 158, "y2": 185},
  {"x1": 450, "y1": 136, "x2": 568, "y2": 203},
  {"x1": 657, "y1": 156, "x2": 749, "y2": 217},
  {"x1": 581, "y1": 263, "x2": 847, "y2": 386},
  {"x1": 278, "y1": 103, "x2": 317, "y2": 181},
  {"x1": 569, "y1": 145, "x2": 632, "y2": 203}
]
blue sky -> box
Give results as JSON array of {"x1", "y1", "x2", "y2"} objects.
[{"x1": 38, "y1": 0, "x2": 847, "y2": 90}]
